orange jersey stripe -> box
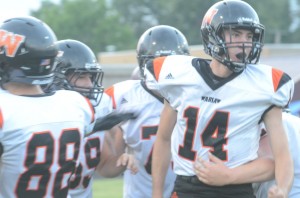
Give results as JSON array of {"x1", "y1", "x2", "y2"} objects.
[
  {"x1": 272, "y1": 68, "x2": 284, "y2": 92},
  {"x1": 153, "y1": 57, "x2": 167, "y2": 81},
  {"x1": 84, "y1": 97, "x2": 95, "y2": 123},
  {"x1": 104, "y1": 86, "x2": 116, "y2": 109}
]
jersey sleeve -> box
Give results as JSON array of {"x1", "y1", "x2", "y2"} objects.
[
  {"x1": 144, "y1": 57, "x2": 166, "y2": 97},
  {"x1": 104, "y1": 85, "x2": 117, "y2": 109},
  {"x1": 65, "y1": 91, "x2": 95, "y2": 136},
  {"x1": 104, "y1": 80, "x2": 138, "y2": 110},
  {"x1": 144, "y1": 55, "x2": 196, "y2": 106},
  {"x1": 94, "y1": 93, "x2": 113, "y2": 119},
  {"x1": 81, "y1": 96, "x2": 96, "y2": 135},
  {"x1": 270, "y1": 68, "x2": 294, "y2": 108}
]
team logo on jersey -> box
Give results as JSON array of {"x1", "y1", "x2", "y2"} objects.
[
  {"x1": 165, "y1": 73, "x2": 174, "y2": 79},
  {"x1": 120, "y1": 97, "x2": 128, "y2": 104},
  {"x1": 201, "y1": 96, "x2": 221, "y2": 104},
  {"x1": 0, "y1": 30, "x2": 25, "y2": 57}
]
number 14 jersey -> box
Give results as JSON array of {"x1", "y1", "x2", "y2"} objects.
[{"x1": 144, "y1": 55, "x2": 294, "y2": 176}]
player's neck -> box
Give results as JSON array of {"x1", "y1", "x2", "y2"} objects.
[
  {"x1": 3, "y1": 82, "x2": 44, "y2": 95},
  {"x1": 210, "y1": 59, "x2": 233, "y2": 78}
]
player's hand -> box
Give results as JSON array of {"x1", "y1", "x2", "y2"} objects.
[
  {"x1": 116, "y1": 153, "x2": 138, "y2": 174},
  {"x1": 268, "y1": 185, "x2": 288, "y2": 198},
  {"x1": 193, "y1": 153, "x2": 232, "y2": 186}
]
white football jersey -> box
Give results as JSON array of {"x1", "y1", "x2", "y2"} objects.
[
  {"x1": 68, "y1": 93, "x2": 113, "y2": 198},
  {"x1": 0, "y1": 88, "x2": 7, "y2": 94},
  {"x1": 105, "y1": 80, "x2": 138, "y2": 110},
  {"x1": 255, "y1": 112, "x2": 300, "y2": 198},
  {"x1": 0, "y1": 90, "x2": 94, "y2": 198},
  {"x1": 144, "y1": 55, "x2": 294, "y2": 176},
  {"x1": 107, "y1": 80, "x2": 176, "y2": 198}
]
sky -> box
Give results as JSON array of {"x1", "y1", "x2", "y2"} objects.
[{"x1": 0, "y1": 0, "x2": 60, "y2": 22}]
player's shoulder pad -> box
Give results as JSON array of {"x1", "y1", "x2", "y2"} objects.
[
  {"x1": 56, "y1": 90, "x2": 95, "y2": 123},
  {"x1": 271, "y1": 68, "x2": 292, "y2": 92},
  {"x1": 146, "y1": 55, "x2": 195, "y2": 81},
  {"x1": 104, "y1": 80, "x2": 137, "y2": 109},
  {"x1": 145, "y1": 56, "x2": 167, "y2": 81}
]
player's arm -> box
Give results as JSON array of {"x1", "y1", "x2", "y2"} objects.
[
  {"x1": 96, "y1": 126, "x2": 137, "y2": 177},
  {"x1": 264, "y1": 106, "x2": 293, "y2": 197},
  {"x1": 193, "y1": 134, "x2": 275, "y2": 186},
  {"x1": 152, "y1": 99, "x2": 176, "y2": 198}
]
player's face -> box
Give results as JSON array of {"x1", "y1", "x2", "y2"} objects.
[
  {"x1": 223, "y1": 28, "x2": 253, "y2": 63},
  {"x1": 67, "y1": 72, "x2": 93, "y2": 89}
]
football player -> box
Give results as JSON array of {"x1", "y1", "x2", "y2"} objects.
[
  {"x1": 145, "y1": 1, "x2": 294, "y2": 198},
  {"x1": 105, "y1": 25, "x2": 190, "y2": 198},
  {"x1": 0, "y1": 16, "x2": 95, "y2": 198},
  {"x1": 44, "y1": 39, "x2": 137, "y2": 198},
  {"x1": 194, "y1": 110, "x2": 300, "y2": 198}
]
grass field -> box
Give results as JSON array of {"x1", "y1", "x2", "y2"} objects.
[{"x1": 93, "y1": 177, "x2": 123, "y2": 198}]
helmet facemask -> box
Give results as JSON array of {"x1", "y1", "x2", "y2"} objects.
[
  {"x1": 66, "y1": 67, "x2": 104, "y2": 103},
  {"x1": 212, "y1": 24, "x2": 264, "y2": 72},
  {"x1": 43, "y1": 39, "x2": 105, "y2": 106}
]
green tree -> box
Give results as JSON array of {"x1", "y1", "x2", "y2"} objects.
[
  {"x1": 244, "y1": 0, "x2": 291, "y2": 43},
  {"x1": 112, "y1": 0, "x2": 165, "y2": 39},
  {"x1": 157, "y1": 0, "x2": 220, "y2": 45},
  {"x1": 112, "y1": 0, "x2": 218, "y2": 45},
  {"x1": 31, "y1": 0, "x2": 136, "y2": 52},
  {"x1": 32, "y1": 0, "x2": 299, "y2": 53},
  {"x1": 113, "y1": 0, "x2": 298, "y2": 45}
]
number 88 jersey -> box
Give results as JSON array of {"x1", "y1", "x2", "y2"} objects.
[
  {"x1": 0, "y1": 90, "x2": 95, "y2": 198},
  {"x1": 68, "y1": 93, "x2": 113, "y2": 198}
]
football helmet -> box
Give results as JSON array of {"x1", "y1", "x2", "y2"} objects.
[
  {"x1": 0, "y1": 16, "x2": 58, "y2": 85},
  {"x1": 201, "y1": 0, "x2": 264, "y2": 72},
  {"x1": 137, "y1": 25, "x2": 190, "y2": 78},
  {"x1": 47, "y1": 39, "x2": 104, "y2": 104}
]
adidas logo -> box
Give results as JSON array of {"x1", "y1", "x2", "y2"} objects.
[
  {"x1": 165, "y1": 73, "x2": 174, "y2": 79},
  {"x1": 120, "y1": 97, "x2": 128, "y2": 104}
]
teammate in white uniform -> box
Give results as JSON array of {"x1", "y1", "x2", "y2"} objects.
[
  {"x1": 255, "y1": 112, "x2": 300, "y2": 198},
  {"x1": 0, "y1": 17, "x2": 95, "y2": 198},
  {"x1": 105, "y1": 25, "x2": 190, "y2": 198},
  {"x1": 193, "y1": 111, "x2": 300, "y2": 198},
  {"x1": 45, "y1": 39, "x2": 136, "y2": 198},
  {"x1": 146, "y1": 1, "x2": 294, "y2": 198}
]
